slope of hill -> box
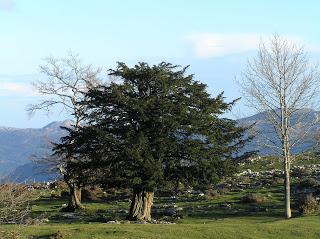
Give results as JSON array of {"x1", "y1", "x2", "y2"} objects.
[
  {"x1": 0, "y1": 120, "x2": 73, "y2": 182},
  {"x1": 238, "y1": 108, "x2": 320, "y2": 155},
  {"x1": 1, "y1": 109, "x2": 319, "y2": 182}
]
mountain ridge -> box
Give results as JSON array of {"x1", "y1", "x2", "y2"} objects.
[{"x1": 1, "y1": 109, "x2": 319, "y2": 182}]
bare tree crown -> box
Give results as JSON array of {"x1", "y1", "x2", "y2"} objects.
[
  {"x1": 241, "y1": 35, "x2": 320, "y2": 152},
  {"x1": 27, "y1": 52, "x2": 101, "y2": 125}
]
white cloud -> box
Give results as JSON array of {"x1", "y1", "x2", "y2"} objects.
[{"x1": 186, "y1": 33, "x2": 261, "y2": 58}]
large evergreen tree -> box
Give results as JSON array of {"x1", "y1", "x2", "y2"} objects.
[{"x1": 58, "y1": 62, "x2": 251, "y2": 221}]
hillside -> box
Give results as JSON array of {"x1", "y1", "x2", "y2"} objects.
[
  {"x1": 1, "y1": 109, "x2": 319, "y2": 182},
  {"x1": 0, "y1": 120, "x2": 73, "y2": 182},
  {"x1": 238, "y1": 108, "x2": 319, "y2": 155}
]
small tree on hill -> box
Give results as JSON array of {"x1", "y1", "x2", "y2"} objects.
[
  {"x1": 27, "y1": 52, "x2": 100, "y2": 211},
  {"x1": 58, "y1": 62, "x2": 251, "y2": 221}
]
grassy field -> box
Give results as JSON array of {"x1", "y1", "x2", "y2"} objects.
[
  {"x1": 0, "y1": 182, "x2": 319, "y2": 239},
  {"x1": 1, "y1": 216, "x2": 320, "y2": 239}
]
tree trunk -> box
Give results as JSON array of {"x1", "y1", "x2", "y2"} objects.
[
  {"x1": 281, "y1": 101, "x2": 291, "y2": 219},
  {"x1": 62, "y1": 183, "x2": 83, "y2": 212},
  {"x1": 284, "y1": 156, "x2": 291, "y2": 219},
  {"x1": 128, "y1": 189, "x2": 154, "y2": 221}
]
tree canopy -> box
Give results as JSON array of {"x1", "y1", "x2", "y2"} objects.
[{"x1": 55, "y1": 62, "x2": 251, "y2": 220}]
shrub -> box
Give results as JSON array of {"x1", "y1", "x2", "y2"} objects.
[
  {"x1": 81, "y1": 186, "x2": 105, "y2": 201},
  {"x1": 241, "y1": 193, "x2": 266, "y2": 204},
  {"x1": 215, "y1": 183, "x2": 231, "y2": 194},
  {"x1": 49, "y1": 231, "x2": 69, "y2": 239},
  {"x1": 292, "y1": 167, "x2": 313, "y2": 178},
  {"x1": 238, "y1": 176, "x2": 251, "y2": 183},
  {"x1": 298, "y1": 178, "x2": 320, "y2": 189},
  {"x1": 272, "y1": 177, "x2": 284, "y2": 185},
  {"x1": 297, "y1": 194, "x2": 320, "y2": 215},
  {"x1": 0, "y1": 184, "x2": 36, "y2": 224},
  {"x1": 49, "y1": 181, "x2": 68, "y2": 190},
  {"x1": 0, "y1": 231, "x2": 20, "y2": 239},
  {"x1": 205, "y1": 189, "x2": 220, "y2": 200},
  {"x1": 50, "y1": 190, "x2": 61, "y2": 198}
]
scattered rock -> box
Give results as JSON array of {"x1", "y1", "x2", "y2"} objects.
[
  {"x1": 219, "y1": 203, "x2": 231, "y2": 208},
  {"x1": 106, "y1": 220, "x2": 121, "y2": 224}
]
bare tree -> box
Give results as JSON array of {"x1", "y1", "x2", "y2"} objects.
[
  {"x1": 27, "y1": 52, "x2": 101, "y2": 211},
  {"x1": 241, "y1": 35, "x2": 320, "y2": 219}
]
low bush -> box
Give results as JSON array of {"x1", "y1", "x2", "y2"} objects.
[
  {"x1": 0, "y1": 184, "x2": 36, "y2": 224},
  {"x1": 49, "y1": 230, "x2": 69, "y2": 239},
  {"x1": 292, "y1": 167, "x2": 313, "y2": 178},
  {"x1": 298, "y1": 178, "x2": 320, "y2": 189},
  {"x1": 297, "y1": 194, "x2": 320, "y2": 215},
  {"x1": 215, "y1": 183, "x2": 231, "y2": 194},
  {"x1": 205, "y1": 189, "x2": 220, "y2": 200},
  {"x1": 50, "y1": 190, "x2": 61, "y2": 198},
  {"x1": 49, "y1": 181, "x2": 68, "y2": 190},
  {"x1": 272, "y1": 177, "x2": 284, "y2": 185},
  {"x1": 241, "y1": 193, "x2": 266, "y2": 204},
  {"x1": 0, "y1": 231, "x2": 20, "y2": 239},
  {"x1": 81, "y1": 186, "x2": 105, "y2": 201}
]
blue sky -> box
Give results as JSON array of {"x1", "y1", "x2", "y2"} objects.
[{"x1": 1, "y1": 0, "x2": 320, "y2": 128}]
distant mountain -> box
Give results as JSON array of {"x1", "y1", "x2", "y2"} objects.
[
  {"x1": 3, "y1": 162, "x2": 59, "y2": 183},
  {"x1": 0, "y1": 120, "x2": 73, "y2": 182},
  {"x1": 1, "y1": 109, "x2": 320, "y2": 182},
  {"x1": 238, "y1": 108, "x2": 320, "y2": 155}
]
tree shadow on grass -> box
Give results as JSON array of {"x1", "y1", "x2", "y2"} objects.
[
  {"x1": 30, "y1": 236, "x2": 52, "y2": 239},
  {"x1": 30, "y1": 185, "x2": 299, "y2": 224},
  {"x1": 179, "y1": 199, "x2": 293, "y2": 223}
]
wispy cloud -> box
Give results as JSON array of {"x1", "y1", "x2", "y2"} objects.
[
  {"x1": 186, "y1": 33, "x2": 261, "y2": 58},
  {"x1": 186, "y1": 33, "x2": 320, "y2": 59},
  {"x1": 0, "y1": 82, "x2": 33, "y2": 96},
  {"x1": 0, "y1": 0, "x2": 15, "y2": 11}
]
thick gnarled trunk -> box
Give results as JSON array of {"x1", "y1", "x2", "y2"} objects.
[
  {"x1": 128, "y1": 189, "x2": 154, "y2": 221},
  {"x1": 62, "y1": 183, "x2": 83, "y2": 212}
]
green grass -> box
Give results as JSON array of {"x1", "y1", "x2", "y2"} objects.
[
  {"x1": 1, "y1": 216, "x2": 320, "y2": 239},
  {"x1": 1, "y1": 156, "x2": 320, "y2": 238}
]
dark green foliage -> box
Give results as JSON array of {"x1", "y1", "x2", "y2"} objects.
[
  {"x1": 57, "y1": 62, "x2": 251, "y2": 193},
  {"x1": 53, "y1": 126, "x2": 103, "y2": 188}
]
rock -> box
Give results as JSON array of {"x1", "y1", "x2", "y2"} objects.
[
  {"x1": 164, "y1": 208, "x2": 177, "y2": 216},
  {"x1": 61, "y1": 213, "x2": 80, "y2": 219},
  {"x1": 107, "y1": 220, "x2": 120, "y2": 224},
  {"x1": 219, "y1": 203, "x2": 231, "y2": 208},
  {"x1": 118, "y1": 209, "x2": 129, "y2": 214}
]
